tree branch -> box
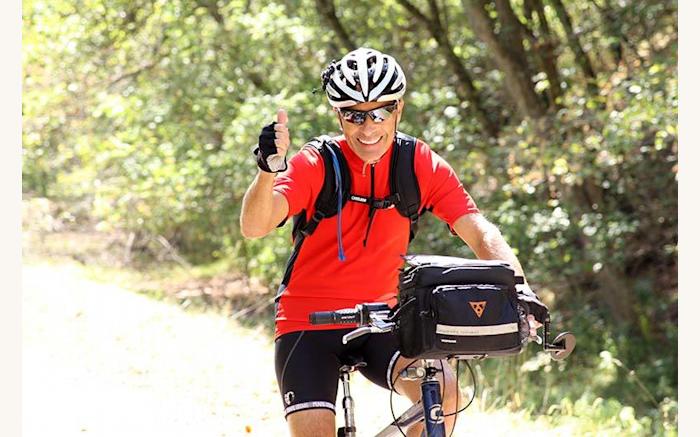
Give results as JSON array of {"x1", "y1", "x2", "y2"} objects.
[
  {"x1": 196, "y1": 0, "x2": 274, "y2": 95},
  {"x1": 314, "y1": 0, "x2": 356, "y2": 52},
  {"x1": 107, "y1": 31, "x2": 170, "y2": 88},
  {"x1": 396, "y1": 0, "x2": 435, "y2": 28},
  {"x1": 462, "y1": 0, "x2": 546, "y2": 119},
  {"x1": 428, "y1": 0, "x2": 443, "y2": 28},
  {"x1": 549, "y1": 0, "x2": 599, "y2": 95},
  {"x1": 523, "y1": 0, "x2": 564, "y2": 106},
  {"x1": 398, "y1": 0, "x2": 499, "y2": 136}
]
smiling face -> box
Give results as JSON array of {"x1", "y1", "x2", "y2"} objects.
[{"x1": 336, "y1": 99, "x2": 404, "y2": 163}]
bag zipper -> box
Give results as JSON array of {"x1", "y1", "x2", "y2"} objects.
[{"x1": 431, "y1": 284, "x2": 505, "y2": 294}]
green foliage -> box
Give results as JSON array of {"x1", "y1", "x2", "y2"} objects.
[{"x1": 23, "y1": 0, "x2": 676, "y2": 431}]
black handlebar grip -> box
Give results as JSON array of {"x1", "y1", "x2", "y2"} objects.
[
  {"x1": 309, "y1": 309, "x2": 359, "y2": 325},
  {"x1": 309, "y1": 311, "x2": 336, "y2": 325}
]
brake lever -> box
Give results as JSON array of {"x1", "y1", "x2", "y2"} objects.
[
  {"x1": 342, "y1": 318, "x2": 396, "y2": 344},
  {"x1": 529, "y1": 334, "x2": 543, "y2": 345},
  {"x1": 342, "y1": 327, "x2": 372, "y2": 344},
  {"x1": 341, "y1": 306, "x2": 396, "y2": 344}
]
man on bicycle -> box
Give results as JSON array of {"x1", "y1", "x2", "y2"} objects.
[{"x1": 240, "y1": 47, "x2": 547, "y2": 437}]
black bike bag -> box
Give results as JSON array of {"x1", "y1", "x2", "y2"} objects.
[{"x1": 394, "y1": 255, "x2": 528, "y2": 359}]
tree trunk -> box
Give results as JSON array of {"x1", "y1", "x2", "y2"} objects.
[
  {"x1": 433, "y1": 32, "x2": 499, "y2": 136},
  {"x1": 549, "y1": 0, "x2": 599, "y2": 95},
  {"x1": 589, "y1": 0, "x2": 645, "y2": 70},
  {"x1": 462, "y1": 0, "x2": 546, "y2": 119},
  {"x1": 524, "y1": 0, "x2": 564, "y2": 107},
  {"x1": 496, "y1": 0, "x2": 561, "y2": 109},
  {"x1": 397, "y1": 0, "x2": 499, "y2": 136},
  {"x1": 562, "y1": 174, "x2": 635, "y2": 326},
  {"x1": 493, "y1": 0, "x2": 531, "y2": 71}
]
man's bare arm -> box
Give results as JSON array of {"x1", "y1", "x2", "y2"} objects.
[
  {"x1": 453, "y1": 212, "x2": 547, "y2": 330},
  {"x1": 240, "y1": 108, "x2": 291, "y2": 239},
  {"x1": 452, "y1": 213, "x2": 527, "y2": 281},
  {"x1": 239, "y1": 172, "x2": 290, "y2": 239}
]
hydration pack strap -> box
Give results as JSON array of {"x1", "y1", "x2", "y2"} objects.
[
  {"x1": 279, "y1": 137, "x2": 350, "y2": 299},
  {"x1": 391, "y1": 133, "x2": 421, "y2": 241},
  {"x1": 290, "y1": 138, "x2": 350, "y2": 243},
  {"x1": 297, "y1": 210, "x2": 327, "y2": 238}
]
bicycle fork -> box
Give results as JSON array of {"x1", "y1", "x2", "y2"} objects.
[{"x1": 420, "y1": 362, "x2": 446, "y2": 437}]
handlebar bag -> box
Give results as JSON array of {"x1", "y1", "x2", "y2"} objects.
[{"x1": 395, "y1": 255, "x2": 528, "y2": 359}]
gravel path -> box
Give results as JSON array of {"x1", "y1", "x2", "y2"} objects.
[{"x1": 22, "y1": 261, "x2": 566, "y2": 437}]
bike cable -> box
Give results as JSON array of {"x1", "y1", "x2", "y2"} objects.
[
  {"x1": 443, "y1": 359, "x2": 478, "y2": 432},
  {"x1": 386, "y1": 297, "x2": 416, "y2": 322},
  {"x1": 389, "y1": 359, "x2": 418, "y2": 437}
]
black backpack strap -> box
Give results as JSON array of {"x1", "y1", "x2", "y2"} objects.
[
  {"x1": 276, "y1": 136, "x2": 351, "y2": 301},
  {"x1": 276, "y1": 230, "x2": 307, "y2": 301},
  {"x1": 390, "y1": 132, "x2": 422, "y2": 241},
  {"x1": 291, "y1": 136, "x2": 351, "y2": 241}
]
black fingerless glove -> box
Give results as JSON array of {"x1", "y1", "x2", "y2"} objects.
[
  {"x1": 253, "y1": 121, "x2": 287, "y2": 173},
  {"x1": 516, "y1": 283, "x2": 549, "y2": 324}
]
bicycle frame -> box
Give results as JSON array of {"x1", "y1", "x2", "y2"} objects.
[
  {"x1": 373, "y1": 402, "x2": 424, "y2": 437},
  {"x1": 311, "y1": 302, "x2": 575, "y2": 437},
  {"x1": 338, "y1": 359, "x2": 447, "y2": 437},
  {"x1": 420, "y1": 370, "x2": 446, "y2": 437}
]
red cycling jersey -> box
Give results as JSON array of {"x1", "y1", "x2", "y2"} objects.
[{"x1": 272, "y1": 135, "x2": 479, "y2": 338}]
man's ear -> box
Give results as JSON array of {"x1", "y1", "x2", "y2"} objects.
[
  {"x1": 396, "y1": 99, "x2": 405, "y2": 123},
  {"x1": 334, "y1": 111, "x2": 344, "y2": 131}
]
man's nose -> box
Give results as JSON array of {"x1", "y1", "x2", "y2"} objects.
[
  {"x1": 359, "y1": 116, "x2": 378, "y2": 130},
  {"x1": 354, "y1": 115, "x2": 370, "y2": 127}
]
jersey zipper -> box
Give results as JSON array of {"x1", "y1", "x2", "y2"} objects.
[{"x1": 362, "y1": 164, "x2": 378, "y2": 247}]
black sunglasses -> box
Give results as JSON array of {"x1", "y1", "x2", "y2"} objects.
[{"x1": 337, "y1": 101, "x2": 399, "y2": 125}]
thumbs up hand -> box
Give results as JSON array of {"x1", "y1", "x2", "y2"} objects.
[
  {"x1": 273, "y1": 108, "x2": 290, "y2": 157},
  {"x1": 254, "y1": 109, "x2": 289, "y2": 173}
]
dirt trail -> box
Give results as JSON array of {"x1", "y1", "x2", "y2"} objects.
[{"x1": 22, "y1": 261, "x2": 566, "y2": 437}]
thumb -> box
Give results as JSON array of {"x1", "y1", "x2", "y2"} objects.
[{"x1": 277, "y1": 108, "x2": 288, "y2": 125}]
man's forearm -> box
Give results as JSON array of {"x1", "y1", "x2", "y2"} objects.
[
  {"x1": 473, "y1": 224, "x2": 527, "y2": 281},
  {"x1": 240, "y1": 171, "x2": 277, "y2": 238}
]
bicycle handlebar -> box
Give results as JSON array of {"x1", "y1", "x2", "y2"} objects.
[
  {"x1": 309, "y1": 303, "x2": 576, "y2": 360},
  {"x1": 309, "y1": 304, "x2": 394, "y2": 345},
  {"x1": 309, "y1": 308, "x2": 360, "y2": 325}
]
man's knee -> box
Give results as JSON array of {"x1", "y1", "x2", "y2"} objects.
[
  {"x1": 391, "y1": 356, "x2": 423, "y2": 400},
  {"x1": 441, "y1": 364, "x2": 464, "y2": 412},
  {"x1": 287, "y1": 408, "x2": 336, "y2": 437},
  {"x1": 392, "y1": 357, "x2": 463, "y2": 408}
]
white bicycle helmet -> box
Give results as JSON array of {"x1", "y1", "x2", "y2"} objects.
[{"x1": 322, "y1": 47, "x2": 407, "y2": 108}]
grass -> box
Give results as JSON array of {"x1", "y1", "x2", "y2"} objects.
[{"x1": 23, "y1": 228, "x2": 278, "y2": 335}]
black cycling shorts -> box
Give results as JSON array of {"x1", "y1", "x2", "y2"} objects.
[{"x1": 274, "y1": 328, "x2": 402, "y2": 418}]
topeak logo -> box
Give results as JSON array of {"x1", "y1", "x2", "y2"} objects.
[
  {"x1": 469, "y1": 301, "x2": 487, "y2": 318},
  {"x1": 284, "y1": 391, "x2": 295, "y2": 405}
]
